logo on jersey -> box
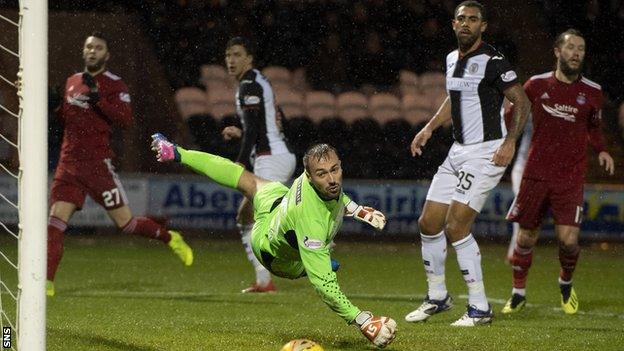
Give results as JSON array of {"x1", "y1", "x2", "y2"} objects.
[
  {"x1": 576, "y1": 93, "x2": 586, "y2": 105},
  {"x1": 244, "y1": 95, "x2": 260, "y2": 105},
  {"x1": 303, "y1": 236, "x2": 324, "y2": 250},
  {"x1": 119, "y1": 92, "x2": 131, "y2": 103},
  {"x1": 67, "y1": 94, "x2": 90, "y2": 109},
  {"x1": 500, "y1": 70, "x2": 517, "y2": 82},
  {"x1": 468, "y1": 63, "x2": 479, "y2": 74},
  {"x1": 540, "y1": 92, "x2": 550, "y2": 100},
  {"x1": 541, "y1": 103, "x2": 577, "y2": 122}
]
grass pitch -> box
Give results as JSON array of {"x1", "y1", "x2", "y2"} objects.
[{"x1": 7, "y1": 234, "x2": 624, "y2": 350}]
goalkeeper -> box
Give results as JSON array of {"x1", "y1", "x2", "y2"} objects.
[{"x1": 151, "y1": 134, "x2": 397, "y2": 348}]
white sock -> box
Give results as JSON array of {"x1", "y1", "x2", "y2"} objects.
[
  {"x1": 239, "y1": 223, "x2": 271, "y2": 286},
  {"x1": 421, "y1": 231, "x2": 447, "y2": 300},
  {"x1": 453, "y1": 234, "x2": 489, "y2": 311},
  {"x1": 512, "y1": 288, "x2": 526, "y2": 296}
]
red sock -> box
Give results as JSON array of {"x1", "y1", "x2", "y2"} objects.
[
  {"x1": 559, "y1": 244, "x2": 580, "y2": 282},
  {"x1": 122, "y1": 217, "x2": 171, "y2": 243},
  {"x1": 47, "y1": 216, "x2": 67, "y2": 281},
  {"x1": 511, "y1": 243, "x2": 533, "y2": 289}
]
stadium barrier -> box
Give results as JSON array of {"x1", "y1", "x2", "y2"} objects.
[{"x1": 1, "y1": 175, "x2": 622, "y2": 240}]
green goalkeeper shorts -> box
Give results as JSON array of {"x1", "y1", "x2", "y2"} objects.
[{"x1": 250, "y1": 182, "x2": 305, "y2": 279}]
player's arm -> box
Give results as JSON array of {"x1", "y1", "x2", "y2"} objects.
[
  {"x1": 94, "y1": 79, "x2": 133, "y2": 128},
  {"x1": 490, "y1": 56, "x2": 530, "y2": 166},
  {"x1": 587, "y1": 95, "x2": 614, "y2": 175},
  {"x1": 236, "y1": 82, "x2": 263, "y2": 170},
  {"x1": 296, "y1": 217, "x2": 396, "y2": 347},
  {"x1": 410, "y1": 96, "x2": 451, "y2": 156}
]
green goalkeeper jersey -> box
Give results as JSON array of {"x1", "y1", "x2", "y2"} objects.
[{"x1": 251, "y1": 173, "x2": 360, "y2": 323}]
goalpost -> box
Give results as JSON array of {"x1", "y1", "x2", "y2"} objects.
[{"x1": 12, "y1": 0, "x2": 47, "y2": 350}]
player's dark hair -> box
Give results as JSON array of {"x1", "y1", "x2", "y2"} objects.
[
  {"x1": 554, "y1": 29, "x2": 584, "y2": 48},
  {"x1": 455, "y1": 1, "x2": 487, "y2": 21},
  {"x1": 303, "y1": 143, "x2": 339, "y2": 172},
  {"x1": 88, "y1": 31, "x2": 109, "y2": 49},
  {"x1": 226, "y1": 36, "x2": 255, "y2": 58}
]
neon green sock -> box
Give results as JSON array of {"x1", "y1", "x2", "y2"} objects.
[{"x1": 177, "y1": 147, "x2": 244, "y2": 189}]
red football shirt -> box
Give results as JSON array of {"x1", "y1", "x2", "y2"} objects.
[
  {"x1": 521, "y1": 71, "x2": 605, "y2": 184},
  {"x1": 59, "y1": 70, "x2": 132, "y2": 161}
]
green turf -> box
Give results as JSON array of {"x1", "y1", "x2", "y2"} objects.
[{"x1": 5, "y1": 235, "x2": 624, "y2": 350}]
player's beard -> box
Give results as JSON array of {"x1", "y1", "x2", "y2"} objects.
[
  {"x1": 85, "y1": 57, "x2": 106, "y2": 73},
  {"x1": 457, "y1": 31, "x2": 480, "y2": 52},
  {"x1": 559, "y1": 57, "x2": 583, "y2": 78}
]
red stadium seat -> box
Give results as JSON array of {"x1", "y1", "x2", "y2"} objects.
[
  {"x1": 402, "y1": 94, "x2": 431, "y2": 125},
  {"x1": 275, "y1": 89, "x2": 304, "y2": 118},
  {"x1": 200, "y1": 64, "x2": 231, "y2": 89},
  {"x1": 337, "y1": 91, "x2": 368, "y2": 124},
  {"x1": 207, "y1": 87, "x2": 236, "y2": 120},
  {"x1": 399, "y1": 70, "x2": 420, "y2": 96},
  {"x1": 174, "y1": 87, "x2": 210, "y2": 121},
  {"x1": 262, "y1": 66, "x2": 292, "y2": 91},
  {"x1": 304, "y1": 91, "x2": 337, "y2": 123},
  {"x1": 369, "y1": 93, "x2": 402, "y2": 125},
  {"x1": 420, "y1": 71, "x2": 446, "y2": 98}
]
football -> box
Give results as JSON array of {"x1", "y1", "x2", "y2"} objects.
[{"x1": 280, "y1": 339, "x2": 324, "y2": 351}]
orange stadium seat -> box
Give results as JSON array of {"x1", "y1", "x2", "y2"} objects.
[
  {"x1": 174, "y1": 87, "x2": 210, "y2": 121},
  {"x1": 200, "y1": 64, "x2": 231, "y2": 89},
  {"x1": 399, "y1": 70, "x2": 420, "y2": 96},
  {"x1": 262, "y1": 66, "x2": 292, "y2": 90},
  {"x1": 304, "y1": 91, "x2": 337, "y2": 123},
  {"x1": 369, "y1": 93, "x2": 402, "y2": 125},
  {"x1": 207, "y1": 87, "x2": 236, "y2": 120},
  {"x1": 291, "y1": 67, "x2": 309, "y2": 93},
  {"x1": 420, "y1": 71, "x2": 446, "y2": 98},
  {"x1": 402, "y1": 94, "x2": 431, "y2": 125},
  {"x1": 337, "y1": 91, "x2": 368, "y2": 124},
  {"x1": 275, "y1": 89, "x2": 304, "y2": 118}
]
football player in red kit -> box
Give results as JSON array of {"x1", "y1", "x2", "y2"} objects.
[
  {"x1": 503, "y1": 29, "x2": 614, "y2": 315},
  {"x1": 46, "y1": 32, "x2": 193, "y2": 296}
]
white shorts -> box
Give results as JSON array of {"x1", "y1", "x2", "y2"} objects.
[
  {"x1": 253, "y1": 153, "x2": 296, "y2": 183},
  {"x1": 426, "y1": 138, "x2": 506, "y2": 212}
]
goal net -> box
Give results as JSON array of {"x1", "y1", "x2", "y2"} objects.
[{"x1": 0, "y1": 1, "x2": 47, "y2": 350}]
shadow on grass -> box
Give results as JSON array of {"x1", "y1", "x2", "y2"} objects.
[{"x1": 49, "y1": 328, "x2": 160, "y2": 351}]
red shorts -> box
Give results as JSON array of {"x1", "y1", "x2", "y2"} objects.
[
  {"x1": 50, "y1": 159, "x2": 128, "y2": 210},
  {"x1": 507, "y1": 178, "x2": 584, "y2": 229}
]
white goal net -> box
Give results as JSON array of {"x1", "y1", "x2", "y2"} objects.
[{"x1": 0, "y1": 1, "x2": 47, "y2": 350}]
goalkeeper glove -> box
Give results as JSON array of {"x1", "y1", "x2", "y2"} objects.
[
  {"x1": 82, "y1": 72, "x2": 100, "y2": 105},
  {"x1": 346, "y1": 203, "x2": 386, "y2": 231},
  {"x1": 151, "y1": 133, "x2": 180, "y2": 162},
  {"x1": 354, "y1": 311, "x2": 397, "y2": 348}
]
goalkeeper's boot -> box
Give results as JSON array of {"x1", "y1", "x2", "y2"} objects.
[
  {"x1": 46, "y1": 280, "x2": 55, "y2": 297},
  {"x1": 451, "y1": 304, "x2": 493, "y2": 327},
  {"x1": 501, "y1": 293, "x2": 526, "y2": 314},
  {"x1": 560, "y1": 284, "x2": 578, "y2": 314},
  {"x1": 405, "y1": 294, "x2": 453, "y2": 322},
  {"x1": 167, "y1": 230, "x2": 193, "y2": 266},
  {"x1": 241, "y1": 280, "x2": 276, "y2": 293}
]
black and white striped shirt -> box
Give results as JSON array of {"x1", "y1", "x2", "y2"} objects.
[
  {"x1": 445, "y1": 43, "x2": 518, "y2": 144},
  {"x1": 235, "y1": 69, "x2": 290, "y2": 169}
]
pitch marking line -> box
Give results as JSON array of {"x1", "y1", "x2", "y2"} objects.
[{"x1": 55, "y1": 290, "x2": 624, "y2": 319}]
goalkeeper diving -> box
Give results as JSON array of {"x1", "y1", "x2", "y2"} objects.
[{"x1": 151, "y1": 134, "x2": 397, "y2": 348}]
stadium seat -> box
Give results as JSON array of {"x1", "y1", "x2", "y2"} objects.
[
  {"x1": 291, "y1": 67, "x2": 309, "y2": 93},
  {"x1": 207, "y1": 87, "x2": 236, "y2": 120},
  {"x1": 200, "y1": 64, "x2": 230, "y2": 89},
  {"x1": 399, "y1": 70, "x2": 420, "y2": 96},
  {"x1": 304, "y1": 91, "x2": 337, "y2": 123},
  {"x1": 174, "y1": 87, "x2": 210, "y2": 121},
  {"x1": 275, "y1": 89, "x2": 305, "y2": 119},
  {"x1": 420, "y1": 71, "x2": 446, "y2": 98},
  {"x1": 262, "y1": 66, "x2": 292, "y2": 91},
  {"x1": 402, "y1": 94, "x2": 431, "y2": 125},
  {"x1": 337, "y1": 91, "x2": 368, "y2": 124},
  {"x1": 369, "y1": 93, "x2": 402, "y2": 125},
  {"x1": 619, "y1": 103, "x2": 624, "y2": 130}
]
